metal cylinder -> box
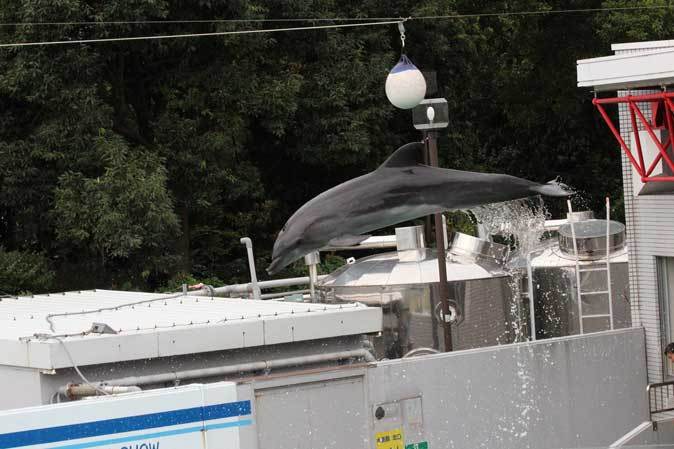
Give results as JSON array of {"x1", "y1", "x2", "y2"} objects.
[
  {"x1": 558, "y1": 219, "x2": 626, "y2": 260},
  {"x1": 395, "y1": 226, "x2": 426, "y2": 251},
  {"x1": 396, "y1": 226, "x2": 426, "y2": 262},
  {"x1": 448, "y1": 232, "x2": 509, "y2": 266},
  {"x1": 566, "y1": 211, "x2": 595, "y2": 223},
  {"x1": 305, "y1": 251, "x2": 320, "y2": 301}
]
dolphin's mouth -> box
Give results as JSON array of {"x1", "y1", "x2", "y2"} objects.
[{"x1": 266, "y1": 258, "x2": 281, "y2": 275}]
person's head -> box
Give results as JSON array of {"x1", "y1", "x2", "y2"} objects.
[{"x1": 665, "y1": 343, "x2": 674, "y2": 363}]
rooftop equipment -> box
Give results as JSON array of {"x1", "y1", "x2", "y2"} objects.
[
  {"x1": 527, "y1": 213, "x2": 630, "y2": 338},
  {"x1": 317, "y1": 226, "x2": 520, "y2": 358},
  {"x1": 0, "y1": 290, "x2": 381, "y2": 410}
]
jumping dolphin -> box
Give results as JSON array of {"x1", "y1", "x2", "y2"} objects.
[{"x1": 267, "y1": 142, "x2": 569, "y2": 274}]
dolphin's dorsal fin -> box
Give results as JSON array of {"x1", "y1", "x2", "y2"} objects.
[{"x1": 378, "y1": 142, "x2": 424, "y2": 169}]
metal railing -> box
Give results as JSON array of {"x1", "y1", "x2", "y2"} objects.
[{"x1": 647, "y1": 380, "x2": 674, "y2": 418}]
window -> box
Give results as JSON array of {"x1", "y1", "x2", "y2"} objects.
[{"x1": 658, "y1": 257, "x2": 674, "y2": 378}]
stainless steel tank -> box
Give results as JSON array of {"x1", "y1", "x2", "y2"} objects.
[
  {"x1": 528, "y1": 218, "x2": 630, "y2": 338},
  {"x1": 317, "y1": 226, "x2": 524, "y2": 359}
]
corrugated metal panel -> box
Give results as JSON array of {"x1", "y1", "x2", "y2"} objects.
[{"x1": 0, "y1": 290, "x2": 382, "y2": 370}]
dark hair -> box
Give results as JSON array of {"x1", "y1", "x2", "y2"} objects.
[{"x1": 665, "y1": 343, "x2": 674, "y2": 355}]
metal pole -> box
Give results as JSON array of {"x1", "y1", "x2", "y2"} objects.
[
  {"x1": 425, "y1": 132, "x2": 453, "y2": 351},
  {"x1": 422, "y1": 143, "x2": 434, "y2": 245},
  {"x1": 526, "y1": 251, "x2": 537, "y2": 341},
  {"x1": 567, "y1": 200, "x2": 584, "y2": 334},
  {"x1": 606, "y1": 197, "x2": 614, "y2": 330}
]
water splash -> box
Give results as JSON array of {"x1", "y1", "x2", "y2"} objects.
[
  {"x1": 467, "y1": 198, "x2": 551, "y2": 445},
  {"x1": 469, "y1": 197, "x2": 549, "y2": 258}
]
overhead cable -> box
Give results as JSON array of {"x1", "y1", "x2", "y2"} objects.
[
  {"x1": 0, "y1": 4, "x2": 671, "y2": 27},
  {"x1": 0, "y1": 4, "x2": 672, "y2": 48},
  {"x1": 0, "y1": 20, "x2": 403, "y2": 48}
]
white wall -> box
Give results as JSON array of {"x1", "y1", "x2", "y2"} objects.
[
  {"x1": 250, "y1": 328, "x2": 648, "y2": 449},
  {"x1": 0, "y1": 365, "x2": 43, "y2": 410},
  {"x1": 614, "y1": 42, "x2": 674, "y2": 380}
]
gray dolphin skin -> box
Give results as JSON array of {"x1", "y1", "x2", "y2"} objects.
[{"x1": 267, "y1": 141, "x2": 570, "y2": 275}]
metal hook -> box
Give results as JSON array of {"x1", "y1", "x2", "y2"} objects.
[{"x1": 397, "y1": 21, "x2": 405, "y2": 50}]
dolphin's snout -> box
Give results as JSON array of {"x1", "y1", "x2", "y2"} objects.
[
  {"x1": 267, "y1": 259, "x2": 280, "y2": 276},
  {"x1": 533, "y1": 181, "x2": 572, "y2": 198}
]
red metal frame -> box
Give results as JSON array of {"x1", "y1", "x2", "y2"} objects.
[{"x1": 594, "y1": 92, "x2": 674, "y2": 182}]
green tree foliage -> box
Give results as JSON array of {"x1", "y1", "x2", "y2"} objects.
[
  {"x1": 597, "y1": 0, "x2": 674, "y2": 43},
  {"x1": 54, "y1": 135, "x2": 179, "y2": 287},
  {"x1": 0, "y1": 248, "x2": 54, "y2": 295},
  {"x1": 0, "y1": 0, "x2": 653, "y2": 292}
]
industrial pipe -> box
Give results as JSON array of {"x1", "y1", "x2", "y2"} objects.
[
  {"x1": 259, "y1": 289, "x2": 310, "y2": 300},
  {"x1": 97, "y1": 349, "x2": 375, "y2": 387},
  {"x1": 190, "y1": 275, "x2": 328, "y2": 297},
  {"x1": 321, "y1": 235, "x2": 398, "y2": 251},
  {"x1": 58, "y1": 384, "x2": 141, "y2": 399},
  {"x1": 240, "y1": 237, "x2": 261, "y2": 300}
]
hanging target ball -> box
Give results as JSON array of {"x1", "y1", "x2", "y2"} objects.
[{"x1": 385, "y1": 54, "x2": 427, "y2": 109}]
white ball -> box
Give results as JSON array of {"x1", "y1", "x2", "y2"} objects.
[{"x1": 385, "y1": 55, "x2": 427, "y2": 109}]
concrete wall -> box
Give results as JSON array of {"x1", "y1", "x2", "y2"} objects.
[
  {"x1": 250, "y1": 327, "x2": 648, "y2": 449},
  {"x1": 367, "y1": 328, "x2": 648, "y2": 449}
]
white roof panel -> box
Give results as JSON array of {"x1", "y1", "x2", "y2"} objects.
[
  {"x1": 577, "y1": 48, "x2": 674, "y2": 91},
  {"x1": 611, "y1": 40, "x2": 674, "y2": 51},
  {"x1": 0, "y1": 290, "x2": 382, "y2": 369}
]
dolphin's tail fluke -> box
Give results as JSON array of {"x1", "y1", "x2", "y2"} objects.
[{"x1": 531, "y1": 180, "x2": 573, "y2": 197}]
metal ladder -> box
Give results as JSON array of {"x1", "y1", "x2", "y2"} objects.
[{"x1": 567, "y1": 198, "x2": 614, "y2": 334}]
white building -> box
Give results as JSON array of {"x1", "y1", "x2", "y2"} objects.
[{"x1": 578, "y1": 40, "x2": 674, "y2": 383}]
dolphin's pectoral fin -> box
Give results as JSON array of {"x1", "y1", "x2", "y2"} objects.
[
  {"x1": 378, "y1": 142, "x2": 425, "y2": 169},
  {"x1": 328, "y1": 234, "x2": 371, "y2": 247}
]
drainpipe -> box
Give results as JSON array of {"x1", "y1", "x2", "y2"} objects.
[
  {"x1": 93, "y1": 349, "x2": 375, "y2": 387},
  {"x1": 240, "y1": 237, "x2": 261, "y2": 300}
]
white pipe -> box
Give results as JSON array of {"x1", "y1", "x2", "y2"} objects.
[
  {"x1": 321, "y1": 235, "x2": 398, "y2": 251},
  {"x1": 98, "y1": 349, "x2": 375, "y2": 386},
  {"x1": 526, "y1": 251, "x2": 537, "y2": 341},
  {"x1": 240, "y1": 237, "x2": 261, "y2": 300},
  {"x1": 190, "y1": 276, "x2": 328, "y2": 297},
  {"x1": 305, "y1": 251, "x2": 320, "y2": 301},
  {"x1": 442, "y1": 214, "x2": 449, "y2": 250},
  {"x1": 259, "y1": 289, "x2": 310, "y2": 300},
  {"x1": 567, "y1": 200, "x2": 584, "y2": 334},
  {"x1": 308, "y1": 264, "x2": 318, "y2": 300},
  {"x1": 606, "y1": 197, "x2": 614, "y2": 330}
]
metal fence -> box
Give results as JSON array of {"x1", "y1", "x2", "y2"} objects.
[{"x1": 647, "y1": 381, "x2": 674, "y2": 417}]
